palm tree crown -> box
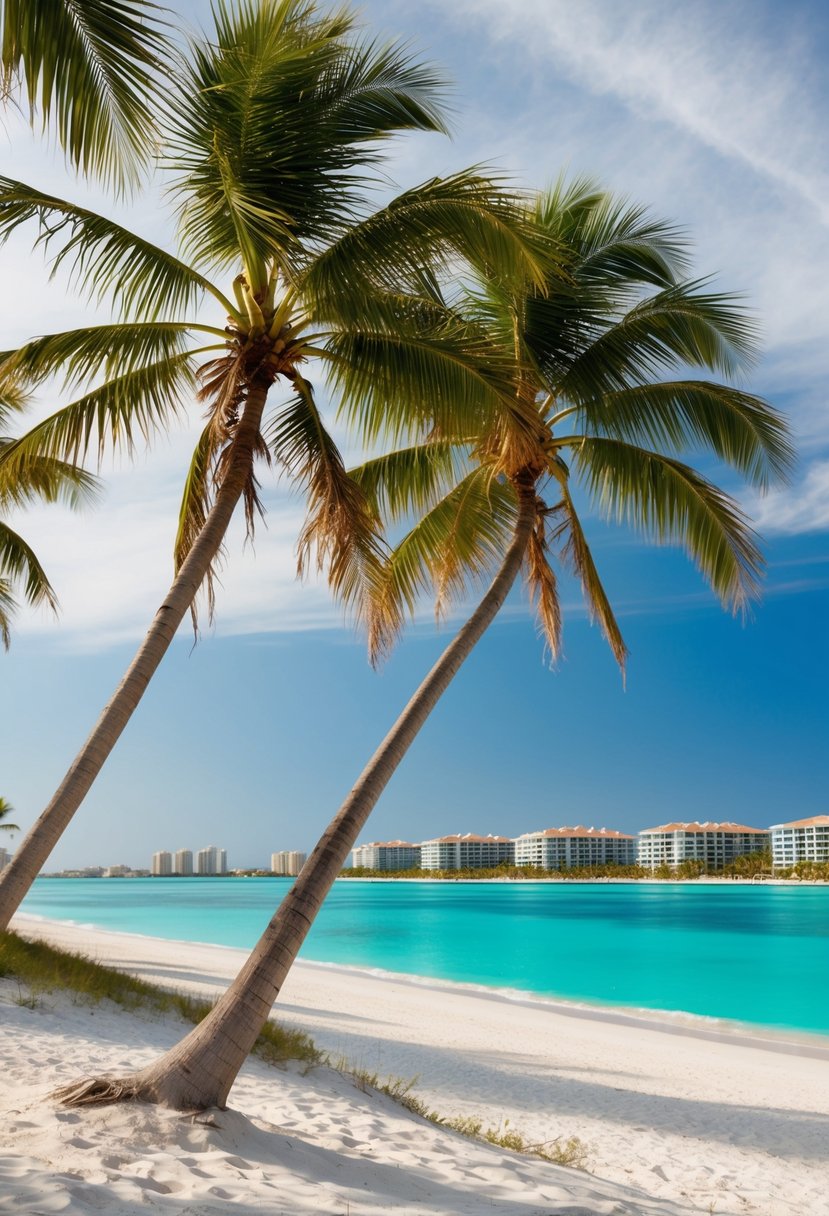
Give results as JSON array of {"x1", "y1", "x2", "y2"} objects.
[
  {"x1": 0, "y1": 0, "x2": 545, "y2": 930},
  {"x1": 351, "y1": 179, "x2": 792, "y2": 666}
]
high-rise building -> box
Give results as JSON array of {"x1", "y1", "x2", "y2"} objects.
[
  {"x1": 0, "y1": 847, "x2": 10, "y2": 872},
  {"x1": 420, "y1": 833, "x2": 514, "y2": 870},
  {"x1": 351, "y1": 841, "x2": 421, "y2": 871},
  {"x1": 196, "y1": 845, "x2": 227, "y2": 875},
  {"x1": 152, "y1": 850, "x2": 173, "y2": 876},
  {"x1": 174, "y1": 849, "x2": 194, "y2": 876},
  {"x1": 514, "y1": 826, "x2": 637, "y2": 869},
  {"x1": 270, "y1": 850, "x2": 307, "y2": 876},
  {"x1": 637, "y1": 822, "x2": 769, "y2": 869},
  {"x1": 769, "y1": 815, "x2": 829, "y2": 868}
]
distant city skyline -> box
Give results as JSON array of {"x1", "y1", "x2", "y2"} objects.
[{"x1": 1, "y1": 0, "x2": 826, "y2": 872}]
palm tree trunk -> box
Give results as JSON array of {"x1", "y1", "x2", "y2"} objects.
[
  {"x1": 56, "y1": 476, "x2": 537, "y2": 1111},
  {"x1": 0, "y1": 382, "x2": 271, "y2": 932}
]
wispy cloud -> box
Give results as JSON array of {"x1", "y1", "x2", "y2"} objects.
[{"x1": 749, "y1": 461, "x2": 829, "y2": 535}]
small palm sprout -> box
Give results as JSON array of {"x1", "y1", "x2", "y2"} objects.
[
  {"x1": 0, "y1": 797, "x2": 19, "y2": 833},
  {"x1": 51, "y1": 180, "x2": 791, "y2": 1114}
]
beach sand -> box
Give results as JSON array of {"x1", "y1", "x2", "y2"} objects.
[{"x1": 3, "y1": 913, "x2": 828, "y2": 1215}]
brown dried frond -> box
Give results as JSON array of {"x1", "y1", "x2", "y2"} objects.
[
  {"x1": 556, "y1": 490, "x2": 628, "y2": 674},
  {"x1": 297, "y1": 459, "x2": 395, "y2": 664},
  {"x1": 524, "y1": 497, "x2": 563, "y2": 665}
]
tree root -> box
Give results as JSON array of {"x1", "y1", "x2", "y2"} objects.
[{"x1": 51, "y1": 1076, "x2": 143, "y2": 1108}]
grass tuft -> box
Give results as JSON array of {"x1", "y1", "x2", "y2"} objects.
[
  {"x1": 337, "y1": 1064, "x2": 591, "y2": 1171},
  {"x1": 0, "y1": 930, "x2": 322, "y2": 1068}
]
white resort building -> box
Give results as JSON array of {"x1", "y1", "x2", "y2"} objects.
[
  {"x1": 351, "y1": 841, "x2": 422, "y2": 871},
  {"x1": 637, "y1": 821, "x2": 770, "y2": 870},
  {"x1": 196, "y1": 846, "x2": 228, "y2": 875},
  {"x1": 151, "y1": 850, "x2": 173, "y2": 876},
  {"x1": 514, "y1": 826, "x2": 637, "y2": 870},
  {"x1": 271, "y1": 850, "x2": 308, "y2": 876},
  {"x1": 174, "y1": 849, "x2": 194, "y2": 876},
  {"x1": 769, "y1": 815, "x2": 829, "y2": 868},
  {"x1": 420, "y1": 834, "x2": 514, "y2": 871}
]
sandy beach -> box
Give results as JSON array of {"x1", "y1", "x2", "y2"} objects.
[{"x1": 3, "y1": 914, "x2": 829, "y2": 1216}]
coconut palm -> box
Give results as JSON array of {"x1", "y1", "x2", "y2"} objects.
[
  {"x1": 0, "y1": 0, "x2": 545, "y2": 931},
  {"x1": 0, "y1": 387, "x2": 98, "y2": 648},
  {"x1": 54, "y1": 180, "x2": 790, "y2": 1112},
  {"x1": 1, "y1": 0, "x2": 173, "y2": 188},
  {"x1": 0, "y1": 797, "x2": 19, "y2": 833}
]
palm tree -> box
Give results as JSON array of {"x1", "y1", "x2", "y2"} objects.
[
  {"x1": 0, "y1": 797, "x2": 19, "y2": 833},
  {"x1": 0, "y1": 0, "x2": 544, "y2": 931},
  {"x1": 55, "y1": 180, "x2": 790, "y2": 1112},
  {"x1": 0, "y1": 386, "x2": 98, "y2": 648},
  {"x1": 1, "y1": 0, "x2": 173, "y2": 188}
]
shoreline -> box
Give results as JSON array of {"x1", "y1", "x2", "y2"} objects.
[
  {"x1": 8, "y1": 912, "x2": 829, "y2": 1216},
  {"x1": 15, "y1": 910, "x2": 829, "y2": 1049},
  {"x1": 17, "y1": 910, "x2": 829, "y2": 1054}
]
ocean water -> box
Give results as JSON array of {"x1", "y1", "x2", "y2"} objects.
[{"x1": 19, "y1": 877, "x2": 829, "y2": 1036}]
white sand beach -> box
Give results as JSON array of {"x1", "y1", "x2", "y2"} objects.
[{"x1": 3, "y1": 914, "x2": 829, "y2": 1216}]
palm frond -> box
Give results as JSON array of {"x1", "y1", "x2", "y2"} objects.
[
  {"x1": 173, "y1": 421, "x2": 223, "y2": 630},
  {"x1": 548, "y1": 486, "x2": 628, "y2": 671},
  {"x1": 572, "y1": 435, "x2": 764, "y2": 615},
  {"x1": 304, "y1": 170, "x2": 548, "y2": 316},
  {"x1": 349, "y1": 439, "x2": 473, "y2": 524},
  {"x1": 378, "y1": 467, "x2": 518, "y2": 631},
  {"x1": 524, "y1": 499, "x2": 563, "y2": 664},
  {"x1": 0, "y1": 352, "x2": 196, "y2": 483},
  {"x1": 0, "y1": 575, "x2": 15, "y2": 649},
  {"x1": 0, "y1": 322, "x2": 202, "y2": 393},
  {"x1": 267, "y1": 375, "x2": 391, "y2": 659},
  {"x1": 0, "y1": 381, "x2": 31, "y2": 428},
  {"x1": 555, "y1": 281, "x2": 759, "y2": 401},
  {"x1": 0, "y1": 439, "x2": 100, "y2": 508},
  {"x1": 0, "y1": 519, "x2": 58, "y2": 650},
  {"x1": 322, "y1": 315, "x2": 537, "y2": 459},
  {"x1": 168, "y1": 0, "x2": 450, "y2": 282},
  {"x1": 561, "y1": 381, "x2": 793, "y2": 489},
  {"x1": 534, "y1": 178, "x2": 689, "y2": 289},
  {"x1": 1, "y1": 0, "x2": 173, "y2": 189},
  {"x1": 0, "y1": 178, "x2": 228, "y2": 318}
]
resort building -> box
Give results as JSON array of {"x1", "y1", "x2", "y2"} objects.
[
  {"x1": 174, "y1": 849, "x2": 194, "y2": 876},
  {"x1": 271, "y1": 850, "x2": 308, "y2": 876},
  {"x1": 420, "y1": 833, "x2": 514, "y2": 871},
  {"x1": 102, "y1": 864, "x2": 131, "y2": 877},
  {"x1": 350, "y1": 841, "x2": 422, "y2": 871},
  {"x1": 196, "y1": 845, "x2": 228, "y2": 875},
  {"x1": 0, "y1": 847, "x2": 10, "y2": 872},
  {"x1": 151, "y1": 850, "x2": 173, "y2": 876},
  {"x1": 514, "y1": 826, "x2": 637, "y2": 870},
  {"x1": 637, "y1": 822, "x2": 770, "y2": 870},
  {"x1": 769, "y1": 815, "x2": 829, "y2": 868}
]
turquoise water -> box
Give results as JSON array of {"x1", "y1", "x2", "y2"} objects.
[{"x1": 19, "y1": 877, "x2": 829, "y2": 1036}]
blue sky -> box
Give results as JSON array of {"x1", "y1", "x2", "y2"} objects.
[{"x1": 1, "y1": 0, "x2": 827, "y2": 869}]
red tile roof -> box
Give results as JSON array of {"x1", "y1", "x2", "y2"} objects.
[
  {"x1": 770, "y1": 815, "x2": 829, "y2": 830},
  {"x1": 639, "y1": 821, "x2": 768, "y2": 835},
  {"x1": 517, "y1": 826, "x2": 635, "y2": 840}
]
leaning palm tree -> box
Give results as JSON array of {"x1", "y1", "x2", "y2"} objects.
[
  {"x1": 0, "y1": 0, "x2": 545, "y2": 931},
  {"x1": 55, "y1": 180, "x2": 790, "y2": 1111},
  {"x1": 0, "y1": 387, "x2": 98, "y2": 648},
  {"x1": 1, "y1": 0, "x2": 173, "y2": 189}
]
